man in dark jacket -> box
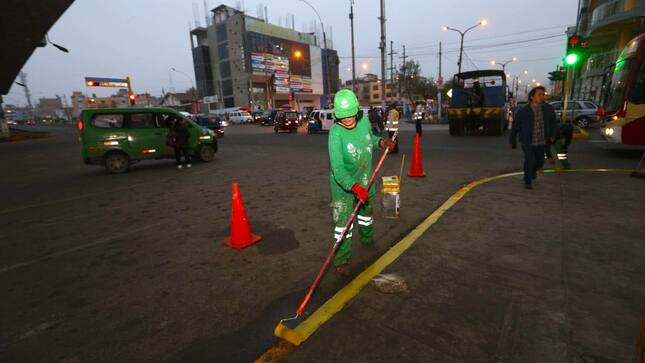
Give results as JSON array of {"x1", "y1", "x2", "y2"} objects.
[
  {"x1": 509, "y1": 86, "x2": 558, "y2": 189},
  {"x1": 172, "y1": 118, "x2": 192, "y2": 169}
]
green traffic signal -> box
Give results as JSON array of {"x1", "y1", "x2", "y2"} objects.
[{"x1": 565, "y1": 53, "x2": 578, "y2": 65}]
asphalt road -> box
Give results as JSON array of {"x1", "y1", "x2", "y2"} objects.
[{"x1": 0, "y1": 122, "x2": 642, "y2": 362}]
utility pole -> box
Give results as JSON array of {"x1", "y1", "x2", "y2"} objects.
[
  {"x1": 387, "y1": 40, "x2": 397, "y2": 103},
  {"x1": 438, "y1": 41, "x2": 443, "y2": 121},
  {"x1": 400, "y1": 45, "x2": 408, "y2": 104},
  {"x1": 379, "y1": 0, "x2": 386, "y2": 110},
  {"x1": 19, "y1": 72, "x2": 33, "y2": 120},
  {"x1": 349, "y1": 0, "x2": 356, "y2": 92}
]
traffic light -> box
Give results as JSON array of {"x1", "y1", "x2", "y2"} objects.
[
  {"x1": 565, "y1": 35, "x2": 587, "y2": 66},
  {"x1": 128, "y1": 93, "x2": 136, "y2": 106}
]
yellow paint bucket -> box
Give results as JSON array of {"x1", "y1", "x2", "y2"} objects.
[{"x1": 381, "y1": 176, "x2": 400, "y2": 219}]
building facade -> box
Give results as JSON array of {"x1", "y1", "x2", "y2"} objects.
[
  {"x1": 344, "y1": 73, "x2": 401, "y2": 106},
  {"x1": 36, "y1": 97, "x2": 64, "y2": 118},
  {"x1": 190, "y1": 4, "x2": 339, "y2": 112},
  {"x1": 573, "y1": 0, "x2": 645, "y2": 102}
]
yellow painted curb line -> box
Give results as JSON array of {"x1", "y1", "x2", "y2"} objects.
[
  {"x1": 257, "y1": 168, "x2": 632, "y2": 362},
  {"x1": 573, "y1": 125, "x2": 590, "y2": 140}
]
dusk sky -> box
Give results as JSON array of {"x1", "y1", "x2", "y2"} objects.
[{"x1": 4, "y1": 0, "x2": 578, "y2": 105}]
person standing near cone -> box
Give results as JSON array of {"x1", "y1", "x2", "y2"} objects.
[
  {"x1": 328, "y1": 89, "x2": 396, "y2": 275},
  {"x1": 385, "y1": 104, "x2": 399, "y2": 153}
]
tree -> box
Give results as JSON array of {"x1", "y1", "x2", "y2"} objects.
[{"x1": 397, "y1": 60, "x2": 439, "y2": 102}]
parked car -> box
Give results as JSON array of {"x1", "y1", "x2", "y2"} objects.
[
  {"x1": 228, "y1": 111, "x2": 254, "y2": 124},
  {"x1": 78, "y1": 107, "x2": 218, "y2": 174},
  {"x1": 257, "y1": 109, "x2": 278, "y2": 126},
  {"x1": 549, "y1": 100, "x2": 598, "y2": 128},
  {"x1": 307, "y1": 109, "x2": 334, "y2": 134},
  {"x1": 274, "y1": 110, "x2": 300, "y2": 133}
]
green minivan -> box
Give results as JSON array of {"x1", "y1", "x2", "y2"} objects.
[{"x1": 78, "y1": 107, "x2": 218, "y2": 173}]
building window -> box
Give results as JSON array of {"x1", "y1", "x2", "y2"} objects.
[
  {"x1": 372, "y1": 85, "x2": 379, "y2": 91},
  {"x1": 216, "y1": 24, "x2": 227, "y2": 42},
  {"x1": 220, "y1": 61, "x2": 231, "y2": 78},
  {"x1": 221, "y1": 79, "x2": 233, "y2": 96},
  {"x1": 218, "y1": 43, "x2": 229, "y2": 60}
]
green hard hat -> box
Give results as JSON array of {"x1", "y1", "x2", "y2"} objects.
[{"x1": 333, "y1": 89, "x2": 359, "y2": 119}]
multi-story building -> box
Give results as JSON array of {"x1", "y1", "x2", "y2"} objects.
[
  {"x1": 36, "y1": 97, "x2": 63, "y2": 118},
  {"x1": 345, "y1": 73, "x2": 401, "y2": 106},
  {"x1": 3, "y1": 104, "x2": 30, "y2": 121},
  {"x1": 82, "y1": 92, "x2": 129, "y2": 110},
  {"x1": 190, "y1": 4, "x2": 339, "y2": 111},
  {"x1": 71, "y1": 91, "x2": 85, "y2": 118},
  {"x1": 573, "y1": 0, "x2": 645, "y2": 102}
]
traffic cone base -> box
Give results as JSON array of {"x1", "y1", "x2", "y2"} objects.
[
  {"x1": 224, "y1": 233, "x2": 262, "y2": 249},
  {"x1": 222, "y1": 182, "x2": 262, "y2": 249},
  {"x1": 408, "y1": 133, "x2": 427, "y2": 177}
]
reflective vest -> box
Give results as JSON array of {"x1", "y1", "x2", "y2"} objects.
[{"x1": 386, "y1": 109, "x2": 399, "y2": 131}]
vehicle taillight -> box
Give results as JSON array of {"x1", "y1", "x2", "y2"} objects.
[
  {"x1": 595, "y1": 107, "x2": 604, "y2": 117},
  {"x1": 77, "y1": 120, "x2": 84, "y2": 134}
]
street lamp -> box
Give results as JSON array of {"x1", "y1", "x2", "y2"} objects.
[
  {"x1": 300, "y1": 0, "x2": 330, "y2": 107},
  {"x1": 171, "y1": 67, "x2": 197, "y2": 111},
  {"x1": 442, "y1": 19, "x2": 487, "y2": 73},
  {"x1": 45, "y1": 34, "x2": 69, "y2": 53},
  {"x1": 490, "y1": 57, "x2": 517, "y2": 72}
]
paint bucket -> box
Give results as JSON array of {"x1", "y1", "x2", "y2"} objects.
[{"x1": 381, "y1": 176, "x2": 400, "y2": 219}]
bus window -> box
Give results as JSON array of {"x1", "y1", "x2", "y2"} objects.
[{"x1": 629, "y1": 59, "x2": 645, "y2": 104}]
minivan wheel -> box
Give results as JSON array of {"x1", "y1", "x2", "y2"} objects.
[
  {"x1": 104, "y1": 152, "x2": 129, "y2": 174},
  {"x1": 198, "y1": 144, "x2": 215, "y2": 162}
]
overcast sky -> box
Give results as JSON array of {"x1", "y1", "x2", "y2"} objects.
[{"x1": 4, "y1": 0, "x2": 577, "y2": 106}]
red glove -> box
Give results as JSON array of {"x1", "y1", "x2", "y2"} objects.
[
  {"x1": 379, "y1": 138, "x2": 397, "y2": 151},
  {"x1": 351, "y1": 184, "x2": 368, "y2": 203}
]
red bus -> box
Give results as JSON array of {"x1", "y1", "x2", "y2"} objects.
[{"x1": 600, "y1": 33, "x2": 645, "y2": 146}]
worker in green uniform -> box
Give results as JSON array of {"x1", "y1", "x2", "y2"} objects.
[{"x1": 328, "y1": 89, "x2": 396, "y2": 275}]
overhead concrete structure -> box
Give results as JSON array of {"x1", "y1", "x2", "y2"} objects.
[{"x1": 0, "y1": 0, "x2": 75, "y2": 94}]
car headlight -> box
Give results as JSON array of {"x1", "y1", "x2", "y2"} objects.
[{"x1": 605, "y1": 127, "x2": 614, "y2": 136}]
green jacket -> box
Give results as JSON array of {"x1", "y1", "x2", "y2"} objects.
[{"x1": 328, "y1": 116, "x2": 383, "y2": 198}]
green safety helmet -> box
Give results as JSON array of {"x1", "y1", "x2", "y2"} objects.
[{"x1": 333, "y1": 89, "x2": 359, "y2": 120}]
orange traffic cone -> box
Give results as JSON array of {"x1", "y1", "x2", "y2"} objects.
[
  {"x1": 223, "y1": 182, "x2": 262, "y2": 249},
  {"x1": 408, "y1": 133, "x2": 426, "y2": 177}
]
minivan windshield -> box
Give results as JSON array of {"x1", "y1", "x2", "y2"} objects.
[{"x1": 285, "y1": 112, "x2": 298, "y2": 119}]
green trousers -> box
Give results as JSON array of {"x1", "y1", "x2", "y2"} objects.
[{"x1": 331, "y1": 194, "x2": 374, "y2": 266}]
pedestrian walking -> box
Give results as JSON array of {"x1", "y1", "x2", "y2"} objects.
[
  {"x1": 169, "y1": 118, "x2": 192, "y2": 169},
  {"x1": 328, "y1": 89, "x2": 396, "y2": 275},
  {"x1": 509, "y1": 85, "x2": 558, "y2": 189},
  {"x1": 385, "y1": 104, "x2": 400, "y2": 153}
]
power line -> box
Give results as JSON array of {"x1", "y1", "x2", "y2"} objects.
[
  {"x1": 404, "y1": 24, "x2": 573, "y2": 49},
  {"x1": 339, "y1": 33, "x2": 566, "y2": 60}
]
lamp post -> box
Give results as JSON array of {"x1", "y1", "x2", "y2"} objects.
[
  {"x1": 349, "y1": 0, "x2": 356, "y2": 92},
  {"x1": 442, "y1": 19, "x2": 487, "y2": 74},
  {"x1": 300, "y1": 0, "x2": 331, "y2": 108},
  {"x1": 490, "y1": 57, "x2": 517, "y2": 73},
  {"x1": 171, "y1": 67, "x2": 197, "y2": 113}
]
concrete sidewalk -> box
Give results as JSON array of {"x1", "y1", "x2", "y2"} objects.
[{"x1": 285, "y1": 172, "x2": 645, "y2": 362}]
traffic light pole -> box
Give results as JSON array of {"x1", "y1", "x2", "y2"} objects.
[
  {"x1": 126, "y1": 76, "x2": 135, "y2": 107},
  {"x1": 562, "y1": 66, "x2": 573, "y2": 124}
]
